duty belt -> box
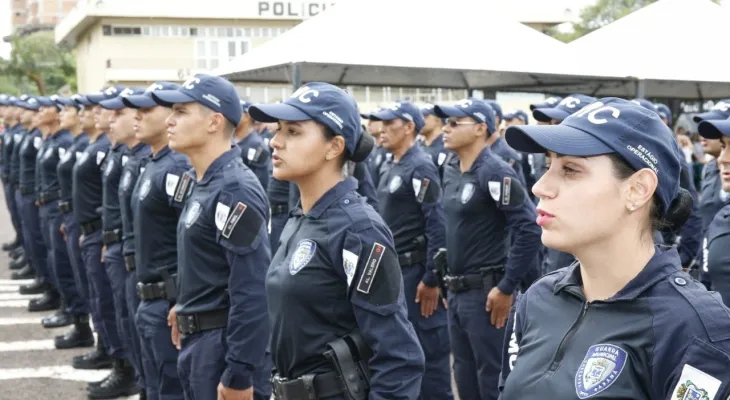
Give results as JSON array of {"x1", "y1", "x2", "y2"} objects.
[
  {"x1": 79, "y1": 219, "x2": 102, "y2": 235},
  {"x1": 271, "y1": 204, "x2": 288, "y2": 217},
  {"x1": 58, "y1": 201, "x2": 72, "y2": 214},
  {"x1": 124, "y1": 254, "x2": 136, "y2": 272},
  {"x1": 444, "y1": 265, "x2": 505, "y2": 294},
  {"x1": 398, "y1": 250, "x2": 427, "y2": 267},
  {"x1": 19, "y1": 186, "x2": 34, "y2": 196},
  {"x1": 272, "y1": 371, "x2": 343, "y2": 400},
  {"x1": 136, "y1": 280, "x2": 173, "y2": 301},
  {"x1": 176, "y1": 308, "x2": 228, "y2": 335},
  {"x1": 102, "y1": 229, "x2": 122, "y2": 245},
  {"x1": 37, "y1": 191, "x2": 60, "y2": 205}
]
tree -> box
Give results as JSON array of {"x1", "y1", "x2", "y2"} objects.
[{"x1": 0, "y1": 31, "x2": 77, "y2": 95}]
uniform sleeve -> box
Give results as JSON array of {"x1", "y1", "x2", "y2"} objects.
[
  {"x1": 479, "y1": 168, "x2": 542, "y2": 294},
  {"x1": 352, "y1": 162, "x2": 379, "y2": 210},
  {"x1": 499, "y1": 294, "x2": 525, "y2": 393},
  {"x1": 676, "y1": 163, "x2": 702, "y2": 267},
  {"x1": 166, "y1": 162, "x2": 193, "y2": 214},
  {"x1": 340, "y1": 228, "x2": 425, "y2": 399},
  {"x1": 215, "y1": 189, "x2": 271, "y2": 391},
  {"x1": 412, "y1": 164, "x2": 447, "y2": 287}
]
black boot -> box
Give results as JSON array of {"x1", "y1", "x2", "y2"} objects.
[
  {"x1": 2, "y1": 238, "x2": 19, "y2": 251},
  {"x1": 19, "y1": 279, "x2": 49, "y2": 295},
  {"x1": 42, "y1": 302, "x2": 73, "y2": 328},
  {"x1": 87, "y1": 359, "x2": 140, "y2": 399},
  {"x1": 10, "y1": 246, "x2": 23, "y2": 260},
  {"x1": 11, "y1": 264, "x2": 35, "y2": 280},
  {"x1": 73, "y1": 338, "x2": 113, "y2": 370},
  {"x1": 28, "y1": 290, "x2": 60, "y2": 312},
  {"x1": 55, "y1": 315, "x2": 95, "y2": 349},
  {"x1": 9, "y1": 255, "x2": 27, "y2": 270}
]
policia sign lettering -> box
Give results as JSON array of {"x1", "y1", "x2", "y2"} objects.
[{"x1": 257, "y1": 1, "x2": 336, "y2": 18}]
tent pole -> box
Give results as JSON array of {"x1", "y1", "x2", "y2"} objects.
[{"x1": 291, "y1": 62, "x2": 302, "y2": 91}]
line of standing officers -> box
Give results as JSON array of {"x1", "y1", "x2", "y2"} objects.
[{"x1": 0, "y1": 77, "x2": 728, "y2": 400}]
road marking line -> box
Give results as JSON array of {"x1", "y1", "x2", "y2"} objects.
[
  {"x1": 0, "y1": 300, "x2": 31, "y2": 308},
  {"x1": 0, "y1": 339, "x2": 56, "y2": 352},
  {"x1": 0, "y1": 279, "x2": 33, "y2": 285},
  {"x1": 0, "y1": 365, "x2": 108, "y2": 381},
  {"x1": 0, "y1": 293, "x2": 41, "y2": 301},
  {"x1": 0, "y1": 317, "x2": 42, "y2": 326}
]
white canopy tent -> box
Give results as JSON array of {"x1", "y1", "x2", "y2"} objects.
[
  {"x1": 215, "y1": 0, "x2": 627, "y2": 93},
  {"x1": 552, "y1": 0, "x2": 730, "y2": 99}
]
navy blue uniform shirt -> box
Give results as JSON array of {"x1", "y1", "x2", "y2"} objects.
[
  {"x1": 19, "y1": 128, "x2": 42, "y2": 191},
  {"x1": 176, "y1": 146, "x2": 270, "y2": 390},
  {"x1": 101, "y1": 142, "x2": 128, "y2": 232},
  {"x1": 442, "y1": 146, "x2": 541, "y2": 294},
  {"x1": 72, "y1": 133, "x2": 111, "y2": 224},
  {"x1": 419, "y1": 134, "x2": 452, "y2": 171},
  {"x1": 350, "y1": 161, "x2": 379, "y2": 210},
  {"x1": 700, "y1": 160, "x2": 726, "y2": 233},
  {"x1": 38, "y1": 129, "x2": 72, "y2": 196},
  {"x1": 367, "y1": 146, "x2": 390, "y2": 189},
  {"x1": 267, "y1": 176, "x2": 290, "y2": 207},
  {"x1": 119, "y1": 143, "x2": 151, "y2": 257},
  {"x1": 376, "y1": 145, "x2": 446, "y2": 286},
  {"x1": 500, "y1": 248, "x2": 730, "y2": 400},
  {"x1": 57, "y1": 133, "x2": 89, "y2": 204},
  {"x1": 132, "y1": 145, "x2": 190, "y2": 283},
  {"x1": 8, "y1": 126, "x2": 27, "y2": 186},
  {"x1": 267, "y1": 178, "x2": 425, "y2": 397},
  {"x1": 1, "y1": 124, "x2": 20, "y2": 177},
  {"x1": 490, "y1": 137, "x2": 527, "y2": 187},
  {"x1": 236, "y1": 131, "x2": 271, "y2": 192}
]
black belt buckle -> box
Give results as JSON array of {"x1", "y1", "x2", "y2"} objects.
[
  {"x1": 480, "y1": 266, "x2": 505, "y2": 290},
  {"x1": 58, "y1": 201, "x2": 72, "y2": 214},
  {"x1": 271, "y1": 374, "x2": 317, "y2": 400},
  {"x1": 102, "y1": 229, "x2": 121, "y2": 245},
  {"x1": 271, "y1": 375, "x2": 287, "y2": 400},
  {"x1": 176, "y1": 314, "x2": 197, "y2": 335},
  {"x1": 124, "y1": 255, "x2": 135, "y2": 272},
  {"x1": 19, "y1": 186, "x2": 33, "y2": 196},
  {"x1": 444, "y1": 276, "x2": 466, "y2": 293}
]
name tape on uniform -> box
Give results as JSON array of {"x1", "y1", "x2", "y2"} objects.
[
  {"x1": 222, "y1": 202, "x2": 247, "y2": 239},
  {"x1": 357, "y1": 242, "x2": 386, "y2": 294}
]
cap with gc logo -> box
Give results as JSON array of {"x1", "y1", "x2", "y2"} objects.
[
  {"x1": 369, "y1": 101, "x2": 426, "y2": 133},
  {"x1": 99, "y1": 87, "x2": 146, "y2": 110},
  {"x1": 123, "y1": 82, "x2": 181, "y2": 109},
  {"x1": 151, "y1": 74, "x2": 242, "y2": 126},
  {"x1": 532, "y1": 94, "x2": 596, "y2": 123},
  {"x1": 693, "y1": 99, "x2": 730, "y2": 123},
  {"x1": 504, "y1": 109, "x2": 529, "y2": 124},
  {"x1": 506, "y1": 98, "x2": 681, "y2": 215},
  {"x1": 530, "y1": 96, "x2": 563, "y2": 111},
  {"x1": 249, "y1": 82, "x2": 370, "y2": 161},
  {"x1": 433, "y1": 98, "x2": 496, "y2": 134},
  {"x1": 19, "y1": 96, "x2": 40, "y2": 111},
  {"x1": 86, "y1": 85, "x2": 125, "y2": 105}
]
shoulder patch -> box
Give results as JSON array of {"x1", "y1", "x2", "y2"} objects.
[
  {"x1": 165, "y1": 173, "x2": 180, "y2": 196},
  {"x1": 58, "y1": 148, "x2": 66, "y2": 158},
  {"x1": 437, "y1": 152, "x2": 447, "y2": 166},
  {"x1": 670, "y1": 273, "x2": 730, "y2": 342},
  {"x1": 357, "y1": 242, "x2": 387, "y2": 294},
  {"x1": 33, "y1": 136, "x2": 42, "y2": 149},
  {"x1": 488, "y1": 181, "x2": 501, "y2": 201},
  {"x1": 502, "y1": 177, "x2": 512, "y2": 205},
  {"x1": 343, "y1": 249, "x2": 359, "y2": 287},
  {"x1": 222, "y1": 202, "x2": 247, "y2": 239},
  {"x1": 215, "y1": 202, "x2": 231, "y2": 230},
  {"x1": 670, "y1": 364, "x2": 721, "y2": 400},
  {"x1": 247, "y1": 147, "x2": 256, "y2": 161},
  {"x1": 575, "y1": 344, "x2": 628, "y2": 399},
  {"x1": 96, "y1": 151, "x2": 105, "y2": 165},
  {"x1": 122, "y1": 155, "x2": 129, "y2": 166}
]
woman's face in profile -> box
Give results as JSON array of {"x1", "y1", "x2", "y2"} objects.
[{"x1": 532, "y1": 153, "x2": 629, "y2": 254}]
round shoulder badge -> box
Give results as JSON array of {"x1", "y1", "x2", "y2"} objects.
[
  {"x1": 138, "y1": 179, "x2": 152, "y2": 200},
  {"x1": 575, "y1": 343, "x2": 628, "y2": 399},
  {"x1": 289, "y1": 239, "x2": 317, "y2": 275},
  {"x1": 388, "y1": 175, "x2": 402, "y2": 193}
]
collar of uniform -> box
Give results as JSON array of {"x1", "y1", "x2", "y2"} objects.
[
  {"x1": 112, "y1": 142, "x2": 126, "y2": 152},
  {"x1": 295, "y1": 177, "x2": 358, "y2": 219},
  {"x1": 237, "y1": 133, "x2": 254, "y2": 147},
  {"x1": 468, "y1": 144, "x2": 495, "y2": 173},
  {"x1": 427, "y1": 134, "x2": 444, "y2": 148},
  {"x1": 130, "y1": 142, "x2": 148, "y2": 155},
  {"x1": 73, "y1": 132, "x2": 88, "y2": 143},
  {"x1": 394, "y1": 144, "x2": 421, "y2": 164},
  {"x1": 553, "y1": 247, "x2": 682, "y2": 301},
  {"x1": 152, "y1": 145, "x2": 171, "y2": 161},
  {"x1": 197, "y1": 146, "x2": 242, "y2": 186},
  {"x1": 51, "y1": 129, "x2": 70, "y2": 139}
]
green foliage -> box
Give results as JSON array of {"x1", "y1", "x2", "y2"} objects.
[{"x1": 0, "y1": 31, "x2": 76, "y2": 95}]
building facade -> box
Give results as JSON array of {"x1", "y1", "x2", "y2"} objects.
[{"x1": 10, "y1": 0, "x2": 77, "y2": 37}]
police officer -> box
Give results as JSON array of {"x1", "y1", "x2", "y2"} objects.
[
  {"x1": 364, "y1": 112, "x2": 389, "y2": 189},
  {"x1": 9, "y1": 96, "x2": 35, "y2": 280},
  {"x1": 418, "y1": 104, "x2": 450, "y2": 170},
  {"x1": 697, "y1": 117, "x2": 730, "y2": 306},
  {"x1": 433, "y1": 98, "x2": 541, "y2": 400},
  {"x1": 528, "y1": 95, "x2": 562, "y2": 112},
  {"x1": 500, "y1": 98, "x2": 730, "y2": 400},
  {"x1": 131, "y1": 80, "x2": 188, "y2": 400},
  {"x1": 71, "y1": 88, "x2": 117, "y2": 373},
  {"x1": 251, "y1": 82, "x2": 425, "y2": 399},
  {"x1": 54, "y1": 95, "x2": 95, "y2": 350},
  {"x1": 531, "y1": 94, "x2": 597, "y2": 275},
  {"x1": 234, "y1": 100, "x2": 271, "y2": 191},
  {"x1": 503, "y1": 110, "x2": 534, "y2": 190},
  {"x1": 484, "y1": 100, "x2": 526, "y2": 187},
  {"x1": 268, "y1": 177, "x2": 290, "y2": 254},
  {"x1": 2, "y1": 97, "x2": 29, "y2": 271},
  {"x1": 369, "y1": 101, "x2": 452, "y2": 400},
  {"x1": 149, "y1": 74, "x2": 271, "y2": 400},
  {"x1": 655, "y1": 103, "x2": 672, "y2": 128}
]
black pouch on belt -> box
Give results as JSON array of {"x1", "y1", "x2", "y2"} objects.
[{"x1": 323, "y1": 332, "x2": 373, "y2": 400}]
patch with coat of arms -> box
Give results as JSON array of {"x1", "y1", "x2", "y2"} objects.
[
  {"x1": 461, "y1": 183, "x2": 475, "y2": 204},
  {"x1": 575, "y1": 344, "x2": 627, "y2": 399},
  {"x1": 289, "y1": 239, "x2": 317, "y2": 275}
]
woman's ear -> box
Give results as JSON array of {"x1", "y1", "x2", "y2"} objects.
[
  {"x1": 325, "y1": 135, "x2": 346, "y2": 161},
  {"x1": 625, "y1": 169, "x2": 658, "y2": 213}
]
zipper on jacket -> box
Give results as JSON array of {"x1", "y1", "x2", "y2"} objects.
[{"x1": 547, "y1": 302, "x2": 588, "y2": 372}]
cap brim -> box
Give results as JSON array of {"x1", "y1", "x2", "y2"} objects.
[
  {"x1": 359, "y1": 113, "x2": 370, "y2": 119},
  {"x1": 86, "y1": 94, "x2": 107, "y2": 105},
  {"x1": 532, "y1": 108, "x2": 569, "y2": 123},
  {"x1": 248, "y1": 103, "x2": 311, "y2": 123},
  {"x1": 698, "y1": 120, "x2": 730, "y2": 139},
  {"x1": 433, "y1": 105, "x2": 468, "y2": 119},
  {"x1": 369, "y1": 109, "x2": 400, "y2": 121},
  {"x1": 151, "y1": 90, "x2": 196, "y2": 106},
  {"x1": 74, "y1": 97, "x2": 93, "y2": 106},
  {"x1": 505, "y1": 124, "x2": 614, "y2": 156},
  {"x1": 122, "y1": 94, "x2": 158, "y2": 109},
  {"x1": 99, "y1": 98, "x2": 126, "y2": 110},
  {"x1": 693, "y1": 111, "x2": 727, "y2": 123}
]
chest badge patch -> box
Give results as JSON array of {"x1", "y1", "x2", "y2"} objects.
[
  {"x1": 575, "y1": 344, "x2": 628, "y2": 399},
  {"x1": 77, "y1": 151, "x2": 89, "y2": 165},
  {"x1": 104, "y1": 160, "x2": 115, "y2": 176},
  {"x1": 121, "y1": 171, "x2": 132, "y2": 191},
  {"x1": 461, "y1": 183, "x2": 475, "y2": 204},
  {"x1": 375, "y1": 153, "x2": 382, "y2": 166},
  {"x1": 43, "y1": 147, "x2": 54, "y2": 160},
  {"x1": 389, "y1": 175, "x2": 402, "y2": 193},
  {"x1": 437, "y1": 152, "x2": 447, "y2": 166},
  {"x1": 33, "y1": 136, "x2": 42, "y2": 149},
  {"x1": 138, "y1": 179, "x2": 151, "y2": 200},
  {"x1": 289, "y1": 239, "x2": 317, "y2": 275},
  {"x1": 671, "y1": 364, "x2": 721, "y2": 400},
  {"x1": 184, "y1": 201, "x2": 202, "y2": 228},
  {"x1": 122, "y1": 155, "x2": 129, "y2": 166},
  {"x1": 96, "y1": 151, "x2": 105, "y2": 165}
]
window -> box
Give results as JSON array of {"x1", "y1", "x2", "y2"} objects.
[
  {"x1": 111, "y1": 26, "x2": 142, "y2": 36},
  {"x1": 151, "y1": 26, "x2": 160, "y2": 36},
  {"x1": 245, "y1": 28, "x2": 251, "y2": 37},
  {"x1": 196, "y1": 40, "x2": 207, "y2": 69},
  {"x1": 160, "y1": 26, "x2": 169, "y2": 36},
  {"x1": 262, "y1": 27, "x2": 270, "y2": 37},
  {"x1": 102, "y1": 25, "x2": 111, "y2": 36},
  {"x1": 190, "y1": 27, "x2": 198, "y2": 36},
  {"x1": 171, "y1": 25, "x2": 180, "y2": 37},
  {"x1": 142, "y1": 26, "x2": 150, "y2": 35},
  {"x1": 235, "y1": 28, "x2": 242, "y2": 37}
]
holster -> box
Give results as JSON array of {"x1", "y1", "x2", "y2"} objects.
[
  {"x1": 323, "y1": 332, "x2": 372, "y2": 400},
  {"x1": 158, "y1": 267, "x2": 178, "y2": 303}
]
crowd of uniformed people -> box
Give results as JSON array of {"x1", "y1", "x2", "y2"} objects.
[{"x1": 0, "y1": 74, "x2": 730, "y2": 400}]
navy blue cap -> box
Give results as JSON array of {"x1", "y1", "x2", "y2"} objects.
[
  {"x1": 421, "y1": 104, "x2": 436, "y2": 117},
  {"x1": 693, "y1": 100, "x2": 730, "y2": 123},
  {"x1": 122, "y1": 82, "x2": 181, "y2": 109},
  {"x1": 36, "y1": 96, "x2": 55, "y2": 107},
  {"x1": 654, "y1": 103, "x2": 672, "y2": 125},
  {"x1": 506, "y1": 98, "x2": 681, "y2": 215},
  {"x1": 369, "y1": 101, "x2": 426, "y2": 133},
  {"x1": 0, "y1": 94, "x2": 8, "y2": 106},
  {"x1": 151, "y1": 74, "x2": 242, "y2": 126},
  {"x1": 7, "y1": 96, "x2": 19, "y2": 106},
  {"x1": 484, "y1": 100, "x2": 503, "y2": 121},
  {"x1": 434, "y1": 98, "x2": 496, "y2": 134},
  {"x1": 532, "y1": 94, "x2": 597, "y2": 123},
  {"x1": 240, "y1": 99, "x2": 251, "y2": 113},
  {"x1": 360, "y1": 108, "x2": 381, "y2": 120},
  {"x1": 504, "y1": 109, "x2": 529, "y2": 124},
  {"x1": 631, "y1": 99, "x2": 658, "y2": 114},
  {"x1": 530, "y1": 96, "x2": 563, "y2": 111},
  {"x1": 54, "y1": 96, "x2": 83, "y2": 110},
  {"x1": 99, "y1": 87, "x2": 145, "y2": 110},
  {"x1": 18, "y1": 96, "x2": 41, "y2": 111},
  {"x1": 698, "y1": 116, "x2": 730, "y2": 140},
  {"x1": 73, "y1": 94, "x2": 93, "y2": 106},
  {"x1": 86, "y1": 85, "x2": 125, "y2": 105},
  {"x1": 249, "y1": 82, "x2": 363, "y2": 157}
]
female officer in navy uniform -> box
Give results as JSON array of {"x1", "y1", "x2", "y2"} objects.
[
  {"x1": 250, "y1": 82, "x2": 425, "y2": 400},
  {"x1": 500, "y1": 98, "x2": 730, "y2": 399}
]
